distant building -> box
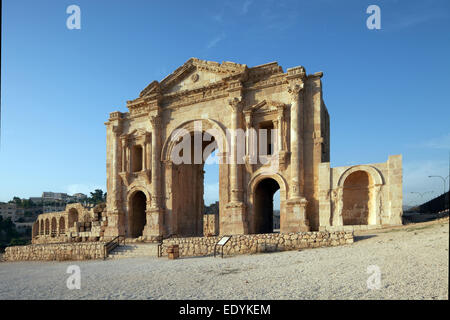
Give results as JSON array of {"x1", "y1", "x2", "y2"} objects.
[
  {"x1": 15, "y1": 222, "x2": 34, "y2": 234},
  {"x1": 15, "y1": 207, "x2": 43, "y2": 220},
  {"x1": 0, "y1": 203, "x2": 17, "y2": 220},
  {"x1": 42, "y1": 192, "x2": 69, "y2": 201},
  {"x1": 204, "y1": 201, "x2": 219, "y2": 215},
  {"x1": 29, "y1": 197, "x2": 44, "y2": 204},
  {"x1": 73, "y1": 193, "x2": 87, "y2": 200},
  {"x1": 43, "y1": 205, "x2": 66, "y2": 213},
  {"x1": 273, "y1": 210, "x2": 280, "y2": 230}
]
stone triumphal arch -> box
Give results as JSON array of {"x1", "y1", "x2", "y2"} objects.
[{"x1": 99, "y1": 58, "x2": 403, "y2": 241}]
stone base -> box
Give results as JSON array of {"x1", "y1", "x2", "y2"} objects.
[
  {"x1": 222, "y1": 201, "x2": 247, "y2": 235},
  {"x1": 282, "y1": 197, "x2": 310, "y2": 233},
  {"x1": 143, "y1": 207, "x2": 165, "y2": 238}
]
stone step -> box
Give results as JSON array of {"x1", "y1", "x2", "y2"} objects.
[{"x1": 107, "y1": 244, "x2": 159, "y2": 259}]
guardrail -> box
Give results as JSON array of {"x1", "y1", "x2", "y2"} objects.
[{"x1": 104, "y1": 235, "x2": 125, "y2": 259}]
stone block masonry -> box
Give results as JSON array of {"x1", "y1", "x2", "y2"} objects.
[
  {"x1": 161, "y1": 231, "x2": 353, "y2": 258},
  {"x1": 4, "y1": 242, "x2": 107, "y2": 261},
  {"x1": 4, "y1": 231, "x2": 353, "y2": 261}
]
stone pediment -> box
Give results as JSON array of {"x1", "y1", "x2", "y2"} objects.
[
  {"x1": 120, "y1": 128, "x2": 149, "y2": 139},
  {"x1": 245, "y1": 100, "x2": 286, "y2": 114},
  {"x1": 139, "y1": 58, "x2": 247, "y2": 97}
]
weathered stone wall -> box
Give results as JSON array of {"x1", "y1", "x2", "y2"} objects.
[
  {"x1": 32, "y1": 235, "x2": 68, "y2": 244},
  {"x1": 4, "y1": 242, "x2": 107, "y2": 261},
  {"x1": 203, "y1": 213, "x2": 219, "y2": 236},
  {"x1": 161, "y1": 231, "x2": 353, "y2": 257},
  {"x1": 32, "y1": 203, "x2": 108, "y2": 244},
  {"x1": 318, "y1": 155, "x2": 403, "y2": 230}
]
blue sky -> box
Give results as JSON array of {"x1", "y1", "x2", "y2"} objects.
[{"x1": 1, "y1": 0, "x2": 449, "y2": 207}]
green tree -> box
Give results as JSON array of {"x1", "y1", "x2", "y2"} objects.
[
  {"x1": 88, "y1": 189, "x2": 106, "y2": 205},
  {"x1": 11, "y1": 196, "x2": 21, "y2": 206},
  {"x1": 0, "y1": 217, "x2": 20, "y2": 246}
]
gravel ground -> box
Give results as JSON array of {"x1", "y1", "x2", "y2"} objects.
[{"x1": 0, "y1": 220, "x2": 448, "y2": 300}]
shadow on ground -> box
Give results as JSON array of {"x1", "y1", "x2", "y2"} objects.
[{"x1": 353, "y1": 235, "x2": 377, "y2": 242}]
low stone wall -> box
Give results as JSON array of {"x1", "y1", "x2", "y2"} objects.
[
  {"x1": 32, "y1": 235, "x2": 69, "y2": 244},
  {"x1": 161, "y1": 231, "x2": 354, "y2": 258},
  {"x1": 4, "y1": 242, "x2": 107, "y2": 262},
  {"x1": 319, "y1": 224, "x2": 383, "y2": 232}
]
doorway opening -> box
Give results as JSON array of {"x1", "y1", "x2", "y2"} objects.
[
  {"x1": 342, "y1": 171, "x2": 371, "y2": 225},
  {"x1": 254, "y1": 178, "x2": 280, "y2": 233},
  {"x1": 129, "y1": 191, "x2": 147, "y2": 237}
]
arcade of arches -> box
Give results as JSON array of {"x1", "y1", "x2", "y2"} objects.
[{"x1": 31, "y1": 203, "x2": 107, "y2": 244}]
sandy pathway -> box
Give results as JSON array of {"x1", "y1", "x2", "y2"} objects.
[{"x1": 0, "y1": 220, "x2": 447, "y2": 299}]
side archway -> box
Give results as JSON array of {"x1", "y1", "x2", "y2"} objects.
[
  {"x1": 127, "y1": 188, "x2": 149, "y2": 238},
  {"x1": 32, "y1": 221, "x2": 39, "y2": 238},
  {"x1": 40, "y1": 220, "x2": 44, "y2": 235},
  {"x1": 337, "y1": 165, "x2": 383, "y2": 188},
  {"x1": 248, "y1": 172, "x2": 288, "y2": 234},
  {"x1": 59, "y1": 217, "x2": 66, "y2": 234},
  {"x1": 51, "y1": 217, "x2": 57, "y2": 237},
  {"x1": 337, "y1": 166, "x2": 384, "y2": 226},
  {"x1": 68, "y1": 208, "x2": 79, "y2": 228},
  {"x1": 45, "y1": 219, "x2": 50, "y2": 235}
]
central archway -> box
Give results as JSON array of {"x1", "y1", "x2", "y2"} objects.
[
  {"x1": 129, "y1": 191, "x2": 147, "y2": 238},
  {"x1": 162, "y1": 119, "x2": 229, "y2": 238},
  {"x1": 172, "y1": 132, "x2": 220, "y2": 237},
  {"x1": 254, "y1": 178, "x2": 280, "y2": 234}
]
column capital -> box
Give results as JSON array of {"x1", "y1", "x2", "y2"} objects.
[
  {"x1": 227, "y1": 97, "x2": 244, "y2": 113},
  {"x1": 276, "y1": 103, "x2": 287, "y2": 115},
  {"x1": 150, "y1": 115, "x2": 163, "y2": 130},
  {"x1": 287, "y1": 83, "x2": 304, "y2": 100},
  {"x1": 112, "y1": 125, "x2": 122, "y2": 135}
]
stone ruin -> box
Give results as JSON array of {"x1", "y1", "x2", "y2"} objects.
[{"x1": 26, "y1": 58, "x2": 403, "y2": 255}]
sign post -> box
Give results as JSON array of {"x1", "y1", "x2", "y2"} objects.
[{"x1": 214, "y1": 236, "x2": 232, "y2": 258}]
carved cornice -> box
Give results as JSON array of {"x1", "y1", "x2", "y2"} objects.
[
  {"x1": 307, "y1": 71, "x2": 324, "y2": 79},
  {"x1": 193, "y1": 58, "x2": 247, "y2": 76},
  {"x1": 286, "y1": 66, "x2": 306, "y2": 80},
  {"x1": 247, "y1": 62, "x2": 283, "y2": 81},
  {"x1": 127, "y1": 101, "x2": 150, "y2": 118},
  {"x1": 245, "y1": 74, "x2": 287, "y2": 91},
  {"x1": 126, "y1": 60, "x2": 315, "y2": 117},
  {"x1": 160, "y1": 81, "x2": 228, "y2": 110},
  {"x1": 109, "y1": 111, "x2": 124, "y2": 122},
  {"x1": 227, "y1": 79, "x2": 244, "y2": 93},
  {"x1": 145, "y1": 96, "x2": 162, "y2": 110}
]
